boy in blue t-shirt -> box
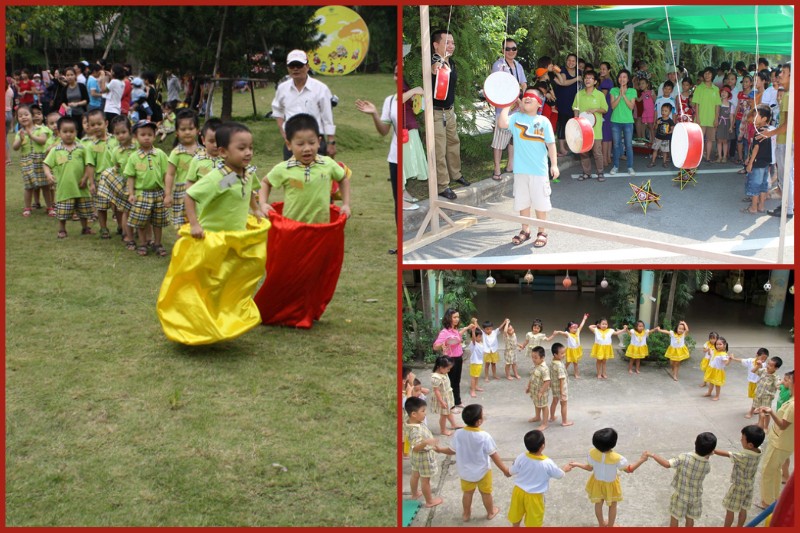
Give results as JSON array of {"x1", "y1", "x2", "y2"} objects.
[{"x1": 498, "y1": 88, "x2": 559, "y2": 249}]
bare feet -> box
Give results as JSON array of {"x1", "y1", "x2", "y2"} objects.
[
  {"x1": 602, "y1": 374, "x2": 608, "y2": 379},
  {"x1": 476, "y1": 387, "x2": 484, "y2": 392},
  {"x1": 549, "y1": 416, "x2": 557, "y2": 422},
  {"x1": 507, "y1": 376, "x2": 514, "y2": 381},
  {"x1": 462, "y1": 513, "x2": 471, "y2": 522},
  {"x1": 712, "y1": 396, "x2": 720, "y2": 401},
  {"x1": 597, "y1": 375, "x2": 602, "y2": 379},
  {"x1": 703, "y1": 392, "x2": 712, "y2": 397},
  {"x1": 629, "y1": 369, "x2": 633, "y2": 374},
  {"x1": 536, "y1": 424, "x2": 549, "y2": 431},
  {"x1": 699, "y1": 383, "x2": 707, "y2": 387},
  {"x1": 635, "y1": 369, "x2": 640, "y2": 374},
  {"x1": 528, "y1": 417, "x2": 542, "y2": 423},
  {"x1": 487, "y1": 507, "x2": 500, "y2": 520},
  {"x1": 411, "y1": 491, "x2": 422, "y2": 499},
  {"x1": 425, "y1": 497, "x2": 444, "y2": 508},
  {"x1": 470, "y1": 392, "x2": 477, "y2": 397},
  {"x1": 672, "y1": 376, "x2": 678, "y2": 382},
  {"x1": 562, "y1": 421, "x2": 574, "y2": 427},
  {"x1": 574, "y1": 374, "x2": 581, "y2": 379},
  {"x1": 515, "y1": 374, "x2": 521, "y2": 379},
  {"x1": 442, "y1": 430, "x2": 453, "y2": 436},
  {"x1": 745, "y1": 414, "x2": 753, "y2": 419}
]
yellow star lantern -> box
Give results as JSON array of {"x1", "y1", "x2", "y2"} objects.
[
  {"x1": 673, "y1": 168, "x2": 697, "y2": 190},
  {"x1": 627, "y1": 180, "x2": 662, "y2": 214}
]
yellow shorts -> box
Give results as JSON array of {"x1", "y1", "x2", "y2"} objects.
[
  {"x1": 461, "y1": 470, "x2": 493, "y2": 494},
  {"x1": 508, "y1": 485, "x2": 545, "y2": 527},
  {"x1": 484, "y1": 352, "x2": 499, "y2": 364},
  {"x1": 748, "y1": 382, "x2": 757, "y2": 399},
  {"x1": 470, "y1": 363, "x2": 483, "y2": 378},
  {"x1": 403, "y1": 437, "x2": 410, "y2": 455}
]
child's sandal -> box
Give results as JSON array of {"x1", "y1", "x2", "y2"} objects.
[
  {"x1": 99, "y1": 228, "x2": 111, "y2": 239},
  {"x1": 154, "y1": 244, "x2": 168, "y2": 257},
  {"x1": 22, "y1": 208, "x2": 32, "y2": 217},
  {"x1": 137, "y1": 245, "x2": 149, "y2": 256},
  {"x1": 57, "y1": 230, "x2": 67, "y2": 239},
  {"x1": 81, "y1": 227, "x2": 95, "y2": 235},
  {"x1": 125, "y1": 240, "x2": 137, "y2": 251}
]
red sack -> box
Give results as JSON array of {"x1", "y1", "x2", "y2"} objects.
[{"x1": 254, "y1": 202, "x2": 347, "y2": 328}]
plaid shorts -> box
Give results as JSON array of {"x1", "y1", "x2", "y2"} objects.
[
  {"x1": 751, "y1": 394, "x2": 774, "y2": 410},
  {"x1": 108, "y1": 172, "x2": 132, "y2": 212},
  {"x1": 410, "y1": 449, "x2": 438, "y2": 478},
  {"x1": 21, "y1": 153, "x2": 48, "y2": 189},
  {"x1": 127, "y1": 189, "x2": 169, "y2": 228},
  {"x1": 722, "y1": 482, "x2": 754, "y2": 512},
  {"x1": 95, "y1": 168, "x2": 117, "y2": 211},
  {"x1": 669, "y1": 492, "x2": 702, "y2": 521},
  {"x1": 171, "y1": 181, "x2": 187, "y2": 226},
  {"x1": 55, "y1": 197, "x2": 94, "y2": 221}
]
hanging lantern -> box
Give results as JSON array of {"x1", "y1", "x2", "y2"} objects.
[
  {"x1": 486, "y1": 274, "x2": 496, "y2": 288},
  {"x1": 790, "y1": 285, "x2": 795, "y2": 295},
  {"x1": 524, "y1": 270, "x2": 534, "y2": 284},
  {"x1": 600, "y1": 277, "x2": 609, "y2": 289},
  {"x1": 733, "y1": 282, "x2": 743, "y2": 294},
  {"x1": 700, "y1": 283, "x2": 709, "y2": 293},
  {"x1": 562, "y1": 270, "x2": 572, "y2": 288},
  {"x1": 763, "y1": 282, "x2": 772, "y2": 292}
]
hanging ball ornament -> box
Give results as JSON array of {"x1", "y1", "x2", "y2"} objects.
[
  {"x1": 486, "y1": 275, "x2": 496, "y2": 288},
  {"x1": 763, "y1": 282, "x2": 772, "y2": 292},
  {"x1": 790, "y1": 285, "x2": 795, "y2": 295},
  {"x1": 733, "y1": 282, "x2": 743, "y2": 294},
  {"x1": 524, "y1": 271, "x2": 534, "y2": 284},
  {"x1": 600, "y1": 278, "x2": 609, "y2": 289},
  {"x1": 563, "y1": 277, "x2": 572, "y2": 288},
  {"x1": 700, "y1": 283, "x2": 709, "y2": 293}
]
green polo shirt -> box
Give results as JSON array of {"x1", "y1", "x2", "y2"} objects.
[
  {"x1": 186, "y1": 153, "x2": 223, "y2": 184},
  {"x1": 572, "y1": 88, "x2": 608, "y2": 139},
  {"x1": 609, "y1": 88, "x2": 638, "y2": 124},
  {"x1": 123, "y1": 147, "x2": 169, "y2": 191},
  {"x1": 186, "y1": 164, "x2": 256, "y2": 232},
  {"x1": 693, "y1": 83, "x2": 721, "y2": 127},
  {"x1": 83, "y1": 136, "x2": 118, "y2": 174},
  {"x1": 43, "y1": 142, "x2": 92, "y2": 202},
  {"x1": 169, "y1": 145, "x2": 204, "y2": 185},
  {"x1": 266, "y1": 155, "x2": 348, "y2": 224},
  {"x1": 17, "y1": 125, "x2": 51, "y2": 156},
  {"x1": 111, "y1": 142, "x2": 138, "y2": 173}
]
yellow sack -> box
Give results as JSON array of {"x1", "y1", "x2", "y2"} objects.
[{"x1": 157, "y1": 215, "x2": 270, "y2": 345}]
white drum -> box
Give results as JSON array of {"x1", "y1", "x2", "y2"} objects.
[
  {"x1": 483, "y1": 71, "x2": 520, "y2": 108},
  {"x1": 579, "y1": 111, "x2": 596, "y2": 126},
  {"x1": 565, "y1": 117, "x2": 594, "y2": 153},
  {"x1": 671, "y1": 122, "x2": 704, "y2": 169}
]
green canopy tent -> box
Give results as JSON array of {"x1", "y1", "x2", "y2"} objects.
[{"x1": 569, "y1": 5, "x2": 794, "y2": 60}]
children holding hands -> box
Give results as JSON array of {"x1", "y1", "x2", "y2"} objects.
[{"x1": 713, "y1": 425, "x2": 765, "y2": 527}]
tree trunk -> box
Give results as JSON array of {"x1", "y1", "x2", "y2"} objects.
[
  {"x1": 221, "y1": 79, "x2": 233, "y2": 121},
  {"x1": 103, "y1": 12, "x2": 124, "y2": 61},
  {"x1": 664, "y1": 271, "x2": 678, "y2": 327},
  {"x1": 420, "y1": 270, "x2": 432, "y2": 327}
]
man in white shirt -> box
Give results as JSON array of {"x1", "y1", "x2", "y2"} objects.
[
  {"x1": 165, "y1": 69, "x2": 182, "y2": 107},
  {"x1": 271, "y1": 49, "x2": 336, "y2": 160}
]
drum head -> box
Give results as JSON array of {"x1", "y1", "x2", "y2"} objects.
[
  {"x1": 435, "y1": 68, "x2": 450, "y2": 100},
  {"x1": 484, "y1": 71, "x2": 520, "y2": 108},
  {"x1": 579, "y1": 112, "x2": 596, "y2": 126},
  {"x1": 566, "y1": 117, "x2": 594, "y2": 153},
  {"x1": 670, "y1": 122, "x2": 703, "y2": 168}
]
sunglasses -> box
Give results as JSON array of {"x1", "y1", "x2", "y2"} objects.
[
  {"x1": 505, "y1": 47, "x2": 517, "y2": 52},
  {"x1": 287, "y1": 62, "x2": 306, "y2": 69}
]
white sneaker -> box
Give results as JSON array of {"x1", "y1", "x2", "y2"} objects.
[
  {"x1": 628, "y1": 168, "x2": 636, "y2": 175},
  {"x1": 403, "y1": 202, "x2": 420, "y2": 211},
  {"x1": 609, "y1": 167, "x2": 618, "y2": 175}
]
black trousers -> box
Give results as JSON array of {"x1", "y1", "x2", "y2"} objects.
[
  {"x1": 389, "y1": 162, "x2": 398, "y2": 226},
  {"x1": 448, "y1": 356, "x2": 463, "y2": 406}
]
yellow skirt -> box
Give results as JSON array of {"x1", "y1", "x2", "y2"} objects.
[
  {"x1": 665, "y1": 346, "x2": 690, "y2": 361},
  {"x1": 566, "y1": 347, "x2": 583, "y2": 363},
  {"x1": 591, "y1": 344, "x2": 614, "y2": 360},
  {"x1": 625, "y1": 345, "x2": 648, "y2": 359},
  {"x1": 700, "y1": 357, "x2": 710, "y2": 371},
  {"x1": 704, "y1": 367, "x2": 726, "y2": 387},
  {"x1": 748, "y1": 382, "x2": 757, "y2": 398},
  {"x1": 586, "y1": 476, "x2": 623, "y2": 504}
]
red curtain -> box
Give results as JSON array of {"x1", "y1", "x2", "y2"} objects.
[{"x1": 254, "y1": 202, "x2": 347, "y2": 328}]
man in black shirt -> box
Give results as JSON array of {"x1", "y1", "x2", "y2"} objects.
[{"x1": 431, "y1": 30, "x2": 469, "y2": 200}]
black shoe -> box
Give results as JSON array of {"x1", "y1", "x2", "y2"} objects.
[
  {"x1": 388, "y1": 249, "x2": 397, "y2": 255},
  {"x1": 438, "y1": 188, "x2": 457, "y2": 200},
  {"x1": 455, "y1": 177, "x2": 470, "y2": 187},
  {"x1": 768, "y1": 207, "x2": 793, "y2": 219}
]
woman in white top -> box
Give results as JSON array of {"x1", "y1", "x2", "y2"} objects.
[{"x1": 103, "y1": 64, "x2": 126, "y2": 129}]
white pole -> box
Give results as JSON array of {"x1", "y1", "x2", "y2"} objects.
[
  {"x1": 420, "y1": 6, "x2": 440, "y2": 234},
  {"x1": 776, "y1": 22, "x2": 794, "y2": 262}
]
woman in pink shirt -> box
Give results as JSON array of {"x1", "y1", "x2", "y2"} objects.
[{"x1": 433, "y1": 308, "x2": 471, "y2": 409}]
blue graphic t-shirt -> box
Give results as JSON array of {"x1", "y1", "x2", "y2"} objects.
[{"x1": 505, "y1": 113, "x2": 554, "y2": 176}]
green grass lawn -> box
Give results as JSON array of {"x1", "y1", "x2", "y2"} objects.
[{"x1": 5, "y1": 73, "x2": 398, "y2": 526}]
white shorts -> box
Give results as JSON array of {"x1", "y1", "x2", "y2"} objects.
[
  {"x1": 491, "y1": 127, "x2": 513, "y2": 150},
  {"x1": 513, "y1": 174, "x2": 552, "y2": 212},
  {"x1": 651, "y1": 139, "x2": 671, "y2": 152}
]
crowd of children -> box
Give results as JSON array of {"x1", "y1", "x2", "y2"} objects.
[{"x1": 401, "y1": 313, "x2": 794, "y2": 527}]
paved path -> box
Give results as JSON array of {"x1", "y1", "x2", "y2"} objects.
[
  {"x1": 403, "y1": 343, "x2": 794, "y2": 527},
  {"x1": 403, "y1": 158, "x2": 793, "y2": 264}
]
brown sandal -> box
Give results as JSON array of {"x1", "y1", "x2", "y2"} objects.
[
  {"x1": 533, "y1": 232, "x2": 548, "y2": 248},
  {"x1": 511, "y1": 230, "x2": 531, "y2": 245}
]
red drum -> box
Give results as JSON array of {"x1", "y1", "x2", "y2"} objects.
[
  {"x1": 579, "y1": 112, "x2": 596, "y2": 126},
  {"x1": 565, "y1": 117, "x2": 594, "y2": 153},
  {"x1": 483, "y1": 71, "x2": 520, "y2": 108},
  {"x1": 434, "y1": 66, "x2": 450, "y2": 100},
  {"x1": 671, "y1": 122, "x2": 704, "y2": 169}
]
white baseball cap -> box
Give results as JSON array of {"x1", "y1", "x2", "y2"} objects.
[{"x1": 286, "y1": 50, "x2": 308, "y2": 65}]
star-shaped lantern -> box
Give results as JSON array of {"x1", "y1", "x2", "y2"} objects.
[
  {"x1": 627, "y1": 180, "x2": 662, "y2": 214},
  {"x1": 673, "y1": 168, "x2": 697, "y2": 190}
]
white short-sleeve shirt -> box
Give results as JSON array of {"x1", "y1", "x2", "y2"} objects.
[
  {"x1": 510, "y1": 452, "x2": 564, "y2": 493},
  {"x1": 449, "y1": 427, "x2": 498, "y2": 482},
  {"x1": 380, "y1": 94, "x2": 397, "y2": 164}
]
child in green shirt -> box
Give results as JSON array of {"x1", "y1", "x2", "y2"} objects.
[
  {"x1": 164, "y1": 109, "x2": 203, "y2": 228},
  {"x1": 185, "y1": 122, "x2": 263, "y2": 235},
  {"x1": 259, "y1": 113, "x2": 351, "y2": 224},
  {"x1": 42, "y1": 116, "x2": 95, "y2": 239},
  {"x1": 85, "y1": 109, "x2": 118, "y2": 238},
  {"x1": 12, "y1": 104, "x2": 53, "y2": 217},
  {"x1": 124, "y1": 120, "x2": 170, "y2": 257},
  {"x1": 185, "y1": 118, "x2": 224, "y2": 186}
]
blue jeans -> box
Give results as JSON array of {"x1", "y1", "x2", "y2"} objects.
[
  {"x1": 745, "y1": 166, "x2": 770, "y2": 197},
  {"x1": 611, "y1": 122, "x2": 634, "y2": 171}
]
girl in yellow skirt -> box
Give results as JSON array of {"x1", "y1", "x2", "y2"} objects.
[
  {"x1": 653, "y1": 320, "x2": 690, "y2": 382},
  {"x1": 703, "y1": 337, "x2": 731, "y2": 401},
  {"x1": 625, "y1": 320, "x2": 649, "y2": 374},
  {"x1": 553, "y1": 313, "x2": 589, "y2": 379},
  {"x1": 698, "y1": 331, "x2": 719, "y2": 387},
  {"x1": 566, "y1": 428, "x2": 649, "y2": 527},
  {"x1": 430, "y1": 356, "x2": 463, "y2": 436},
  {"x1": 589, "y1": 318, "x2": 628, "y2": 379}
]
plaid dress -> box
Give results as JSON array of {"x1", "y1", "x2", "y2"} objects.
[
  {"x1": 503, "y1": 332, "x2": 519, "y2": 365},
  {"x1": 529, "y1": 363, "x2": 551, "y2": 408},
  {"x1": 752, "y1": 369, "x2": 779, "y2": 409},
  {"x1": 722, "y1": 449, "x2": 761, "y2": 511},
  {"x1": 408, "y1": 423, "x2": 438, "y2": 477},
  {"x1": 429, "y1": 373, "x2": 454, "y2": 415}
]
